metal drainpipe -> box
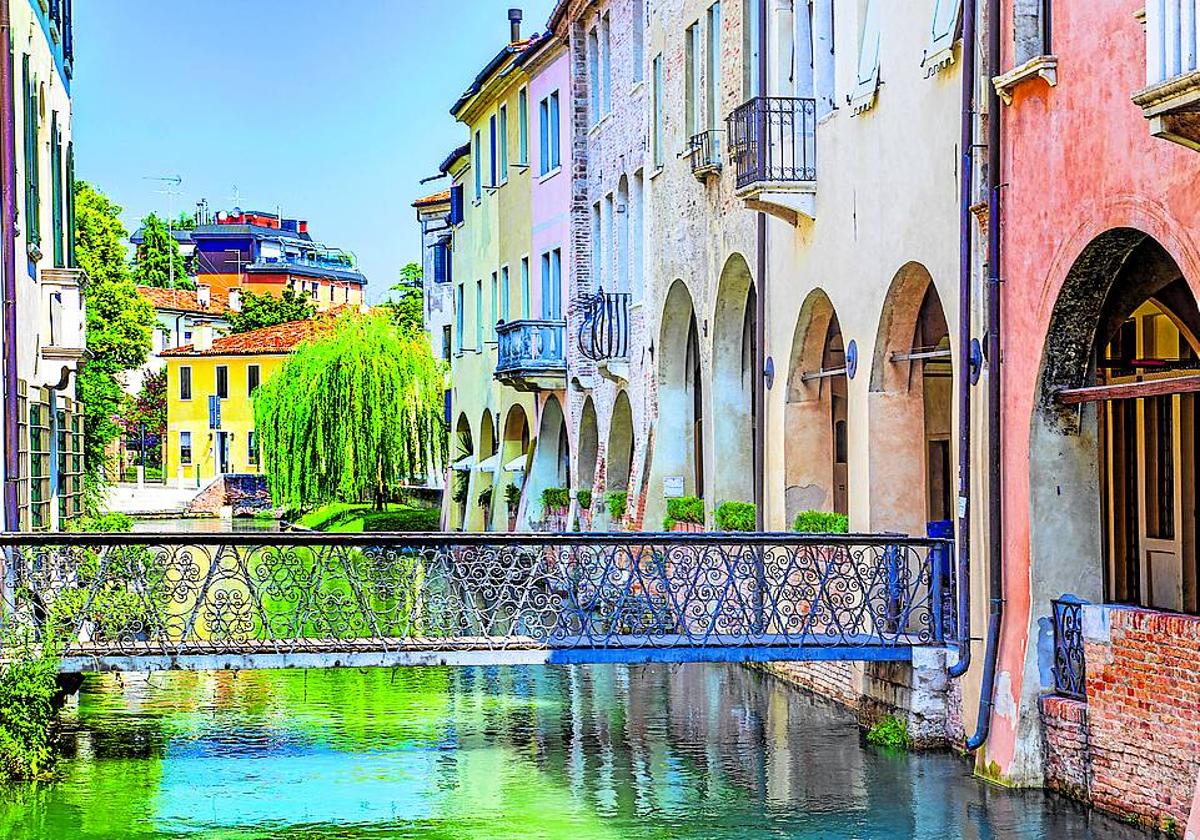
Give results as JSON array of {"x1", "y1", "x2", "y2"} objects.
[
  {"x1": 965, "y1": 0, "x2": 1005, "y2": 752},
  {"x1": 1, "y1": 0, "x2": 21, "y2": 532},
  {"x1": 949, "y1": 0, "x2": 978, "y2": 679},
  {"x1": 753, "y1": 0, "x2": 767, "y2": 530}
]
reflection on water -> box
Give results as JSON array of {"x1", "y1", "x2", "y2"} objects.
[
  {"x1": 0, "y1": 665, "x2": 1139, "y2": 839},
  {"x1": 131, "y1": 517, "x2": 280, "y2": 534}
]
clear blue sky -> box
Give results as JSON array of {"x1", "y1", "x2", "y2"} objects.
[{"x1": 73, "y1": 0, "x2": 557, "y2": 302}]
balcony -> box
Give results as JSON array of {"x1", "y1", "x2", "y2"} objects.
[
  {"x1": 577, "y1": 289, "x2": 630, "y2": 380},
  {"x1": 1133, "y1": 1, "x2": 1200, "y2": 150},
  {"x1": 686, "y1": 130, "x2": 722, "y2": 180},
  {"x1": 40, "y1": 267, "x2": 86, "y2": 357},
  {"x1": 727, "y1": 96, "x2": 817, "y2": 225},
  {"x1": 495, "y1": 319, "x2": 567, "y2": 392}
]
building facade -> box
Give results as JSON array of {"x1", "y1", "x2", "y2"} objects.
[
  {"x1": 2, "y1": 0, "x2": 85, "y2": 531},
  {"x1": 413, "y1": 191, "x2": 454, "y2": 364}
]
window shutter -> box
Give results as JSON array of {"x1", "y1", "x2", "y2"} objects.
[
  {"x1": 849, "y1": 0, "x2": 882, "y2": 113},
  {"x1": 924, "y1": 0, "x2": 963, "y2": 67},
  {"x1": 51, "y1": 114, "x2": 63, "y2": 267},
  {"x1": 66, "y1": 142, "x2": 76, "y2": 267},
  {"x1": 449, "y1": 185, "x2": 464, "y2": 225},
  {"x1": 208, "y1": 395, "x2": 221, "y2": 430}
]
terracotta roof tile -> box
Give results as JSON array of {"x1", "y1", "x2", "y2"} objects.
[
  {"x1": 138, "y1": 285, "x2": 231, "y2": 316},
  {"x1": 160, "y1": 315, "x2": 335, "y2": 358},
  {"x1": 413, "y1": 190, "x2": 451, "y2": 208}
]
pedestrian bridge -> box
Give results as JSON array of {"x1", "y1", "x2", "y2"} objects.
[{"x1": 0, "y1": 532, "x2": 954, "y2": 674}]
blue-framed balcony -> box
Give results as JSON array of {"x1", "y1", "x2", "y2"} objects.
[{"x1": 495, "y1": 319, "x2": 567, "y2": 392}]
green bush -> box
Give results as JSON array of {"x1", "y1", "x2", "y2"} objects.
[
  {"x1": 504, "y1": 483, "x2": 522, "y2": 510},
  {"x1": 477, "y1": 485, "x2": 493, "y2": 510},
  {"x1": 0, "y1": 643, "x2": 61, "y2": 781},
  {"x1": 67, "y1": 511, "x2": 133, "y2": 533},
  {"x1": 606, "y1": 491, "x2": 628, "y2": 520},
  {"x1": 577, "y1": 489, "x2": 593, "y2": 511},
  {"x1": 542, "y1": 487, "x2": 570, "y2": 511},
  {"x1": 715, "y1": 501, "x2": 756, "y2": 532},
  {"x1": 866, "y1": 715, "x2": 909, "y2": 750},
  {"x1": 792, "y1": 510, "x2": 849, "y2": 534},
  {"x1": 362, "y1": 507, "x2": 440, "y2": 532},
  {"x1": 451, "y1": 473, "x2": 469, "y2": 506},
  {"x1": 664, "y1": 496, "x2": 705, "y2": 530}
]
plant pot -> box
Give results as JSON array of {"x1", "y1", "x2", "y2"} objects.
[
  {"x1": 672, "y1": 521, "x2": 704, "y2": 533},
  {"x1": 507, "y1": 514, "x2": 518, "y2": 531}
]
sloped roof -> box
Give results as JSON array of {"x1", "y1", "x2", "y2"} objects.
[
  {"x1": 160, "y1": 316, "x2": 327, "y2": 358},
  {"x1": 138, "y1": 285, "x2": 231, "y2": 316},
  {"x1": 412, "y1": 190, "x2": 451, "y2": 208}
]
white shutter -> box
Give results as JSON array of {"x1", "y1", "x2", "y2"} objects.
[
  {"x1": 850, "y1": 0, "x2": 882, "y2": 113},
  {"x1": 924, "y1": 0, "x2": 964, "y2": 67}
]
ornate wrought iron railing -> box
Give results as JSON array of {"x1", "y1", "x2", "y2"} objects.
[
  {"x1": 726, "y1": 96, "x2": 817, "y2": 191},
  {"x1": 686, "y1": 130, "x2": 723, "y2": 177},
  {"x1": 0, "y1": 532, "x2": 953, "y2": 672},
  {"x1": 577, "y1": 289, "x2": 630, "y2": 362},
  {"x1": 1051, "y1": 596, "x2": 1087, "y2": 700},
  {"x1": 495, "y1": 319, "x2": 567, "y2": 380}
]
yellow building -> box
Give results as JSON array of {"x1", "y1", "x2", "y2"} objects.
[{"x1": 161, "y1": 318, "x2": 320, "y2": 487}]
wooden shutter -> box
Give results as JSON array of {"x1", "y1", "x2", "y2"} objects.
[
  {"x1": 66, "y1": 142, "x2": 76, "y2": 267},
  {"x1": 850, "y1": 0, "x2": 882, "y2": 113},
  {"x1": 924, "y1": 0, "x2": 963, "y2": 66},
  {"x1": 51, "y1": 114, "x2": 63, "y2": 267}
]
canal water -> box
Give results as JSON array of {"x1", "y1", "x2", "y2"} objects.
[{"x1": 1, "y1": 665, "x2": 1138, "y2": 839}]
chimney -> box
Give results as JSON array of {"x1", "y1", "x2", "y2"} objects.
[
  {"x1": 194, "y1": 321, "x2": 214, "y2": 352},
  {"x1": 508, "y1": 8, "x2": 522, "y2": 42},
  {"x1": 197, "y1": 283, "x2": 211, "y2": 309},
  {"x1": 228, "y1": 287, "x2": 242, "y2": 313}
]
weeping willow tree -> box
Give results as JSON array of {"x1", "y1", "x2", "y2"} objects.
[{"x1": 253, "y1": 311, "x2": 447, "y2": 510}]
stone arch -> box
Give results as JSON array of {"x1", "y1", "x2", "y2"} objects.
[
  {"x1": 451, "y1": 412, "x2": 474, "y2": 530},
  {"x1": 528, "y1": 395, "x2": 571, "y2": 528},
  {"x1": 499, "y1": 405, "x2": 531, "y2": 531},
  {"x1": 470, "y1": 409, "x2": 498, "y2": 531},
  {"x1": 577, "y1": 396, "x2": 600, "y2": 491},
  {"x1": 1032, "y1": 229, "x2": 1200, "y2": 615},
  {"x1": 711, "y1": 253, "x2": 756, "y2": 506},
  {"x1": 649, "y1": 279, "x2": 705, "y2": 529},
  {"x1": 867, "y1": 263, "x2": 953, "y2": 535},
  {"x1": 606, "y1": 390, "x2": 635, "y2": 494},
  {"x1": 784, "y1": 288, "x2": 848, "y2": 524}
]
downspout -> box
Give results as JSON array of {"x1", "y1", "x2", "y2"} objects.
[
  {"x1": 949, "y1": 0, "x2": 978, "y2": 679},
  {"x1": 1, "y1": 0, "x2": 20, "y2": 532},
  {"x1": 753, "y1": 0, "x2": 767, "y2": 530},
  {"x1": 965, "y1": 0, "x2": 1004, "y2": 752}
]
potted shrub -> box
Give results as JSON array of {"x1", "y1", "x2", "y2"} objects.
[
  {"x1": 664, "y1": 496, "x2": 705, "y2": 532},
  {"x1": 576, "y1": 489, "x2": 593, "y2": 530},
  {"x1": 504, "y1": 483, "x2": 522, "y2": 530},
  {"x1": 542, "y1": 487, "x2": 570, "y2": 530},
  {"x1": 792, "y1": 510, "x2": 850, "y2": 533},
  {"x1": 606, "y1": 491, "x2": 628, "y2": 531},
  {"x1": 477, "y1": 485, "x2": 494, "y2": 528},
  {"x1": 715, "y1": 501, "x2": 756, "y2": 532}
]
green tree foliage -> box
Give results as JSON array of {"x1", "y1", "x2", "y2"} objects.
[
  {"x1": 119, "y1": 368, "x2": 167, "y2": 438},
  {"x1": 228, "y1": 288, "x2": 315, "y2": 334},
  {"x1": 386, "y1": 262, "x2": 425, "y2": 338},
  {"x1": 0, "y1": 641, "x2": 60, "y2": 780},
  {"x1": 132, "y1": 212, "x2": 194, "y2": 290},
  {"x1": 74, "y1": 182, "x2": 155, "y2": 486},
  {"x1": 253, "y1": 311, "x2": 447, "y2": 510},
  {"x1": 714, "y1": 501, "x2": 756, "y2": 532}
]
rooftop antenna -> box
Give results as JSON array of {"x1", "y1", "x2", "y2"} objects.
[{"x1": 144, "y1": 174, "x2": 183, "y2": 288}]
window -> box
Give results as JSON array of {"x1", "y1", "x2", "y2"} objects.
[
  {"x1": 518, "y1": 87, "x2": 529, "y2": 164},
  {"x1": 247, "y1": 364, "x2": 260, "y2": 395},
  {"x1": 489, "y1": 115, "x2": 498, "y2": 188},
  {"x1": 633, "y1": 0, "x2": 645, "y2": 82},
  {"x1": 706, "y1": 4, "x2": 722, "y2": 141},
  {"x1": 1014, "y1": 0, "x2": 1052, "y2": 66},
  {"x1": 442, "y1": 325, "x2": 452, "y2": 359},
  {"x1": 600, "y1": 13, "x2": 612, "y2": 115},
  {"x1": 433, "y1": 240, "x2": 450, "y2": 282},
  {"x1": 180, "y1": 431, "x2": 193, "y2": 465},
  {"x1": 499, "y1": 105, "x2": 509, "y2": 183},
  {"x1": 588, "y1": 27, "x2": 601, "y2": 122},
  {"x1": 539, "y1": 91, "x2": 561, "y2": 175},
  {"x1": 501, "y1": 266, "x2": 510, "y2": 322},
  {"x1": 604, "y1": 194, "x2": 615, "y2": 290},
  {"x1": 51, "y1": 113, "x2": 64, "y2": 267},
  {"x1": 653, "y1": 55, "x2": 665, "y2": 168},
  {"x1": 631, "y1": 171, "x2": 644, "y2": 300},
  {"x1": 490, "y1": 272, "x2": 498, "y2": 339},
  {"x1": 248, "y1": 431, "x2": 259, "y2": 466},
  {"x1": 540, "y1": 250, "x2": 563, "y2": 320},
  {"x1": 473, "y1": 130, "x2": 482, "y2": 201},
  {"x1": 455, "y1": 283, "x2": 464, "y2": 351},
  {"x1": 180, "y1": 366, "x2": 192, "y2": 400},
  {"x1": 216, "y1": 365, "x2": 229, "y2": 399},
  {"x1": 449, "y1": 184, "x2": 465, "y2": 225},
  {"x1": 814, "y1": 0, "x2": 835, "y2": 117},
  {"x1": 591, "y1": 203, "x2": 602, "y2": 289},
  {"x1": 475, "y1": 279, "x2": 483, "y2": 349},
  {"x1": 743, "y1": 0, "x2": 761, "y2": 98},
  {"x1": 850, "y1": 0, "x2": 883, "y2": 111},
  {"x1": 520, "y1": 257, "x2": 531, "y2": 319},
  {"x1": 686, "y1": 22, "x2": 702, "y2": 137},
  {"x1": 925, "y1": 0, "x2": 964, "y2": 65},
  {"x1": 22, "y1": 55, "x2": 41, "y2": 251}
]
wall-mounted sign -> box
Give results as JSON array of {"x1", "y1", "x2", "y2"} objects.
[{"x1": 663, "y1": 476, "x2": 685, "y2": 498}]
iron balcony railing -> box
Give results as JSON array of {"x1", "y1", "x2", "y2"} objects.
[
  {"x1": 496, "y1": 319, "x2": 567, "y2": 378},
  {"x1": 577, "y1": 289, "x2": 631, "y2": 362},
  {"x1": 1051, "y1": 596, "x2": 1088, "y2": 700},
  {"x1": 686, "y1": 130, "x2": 723, "y2": 176},
  {"x1": 726, "y1": 96, "x2": 817, "y2": 191},
  {"x1": 0, "y1": 532, "x2": 954, "y2": 672}
]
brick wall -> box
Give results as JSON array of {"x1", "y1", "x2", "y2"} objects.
[{"x1": 1039, "y1": 605, "x2": 1200, "y2": 833}]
